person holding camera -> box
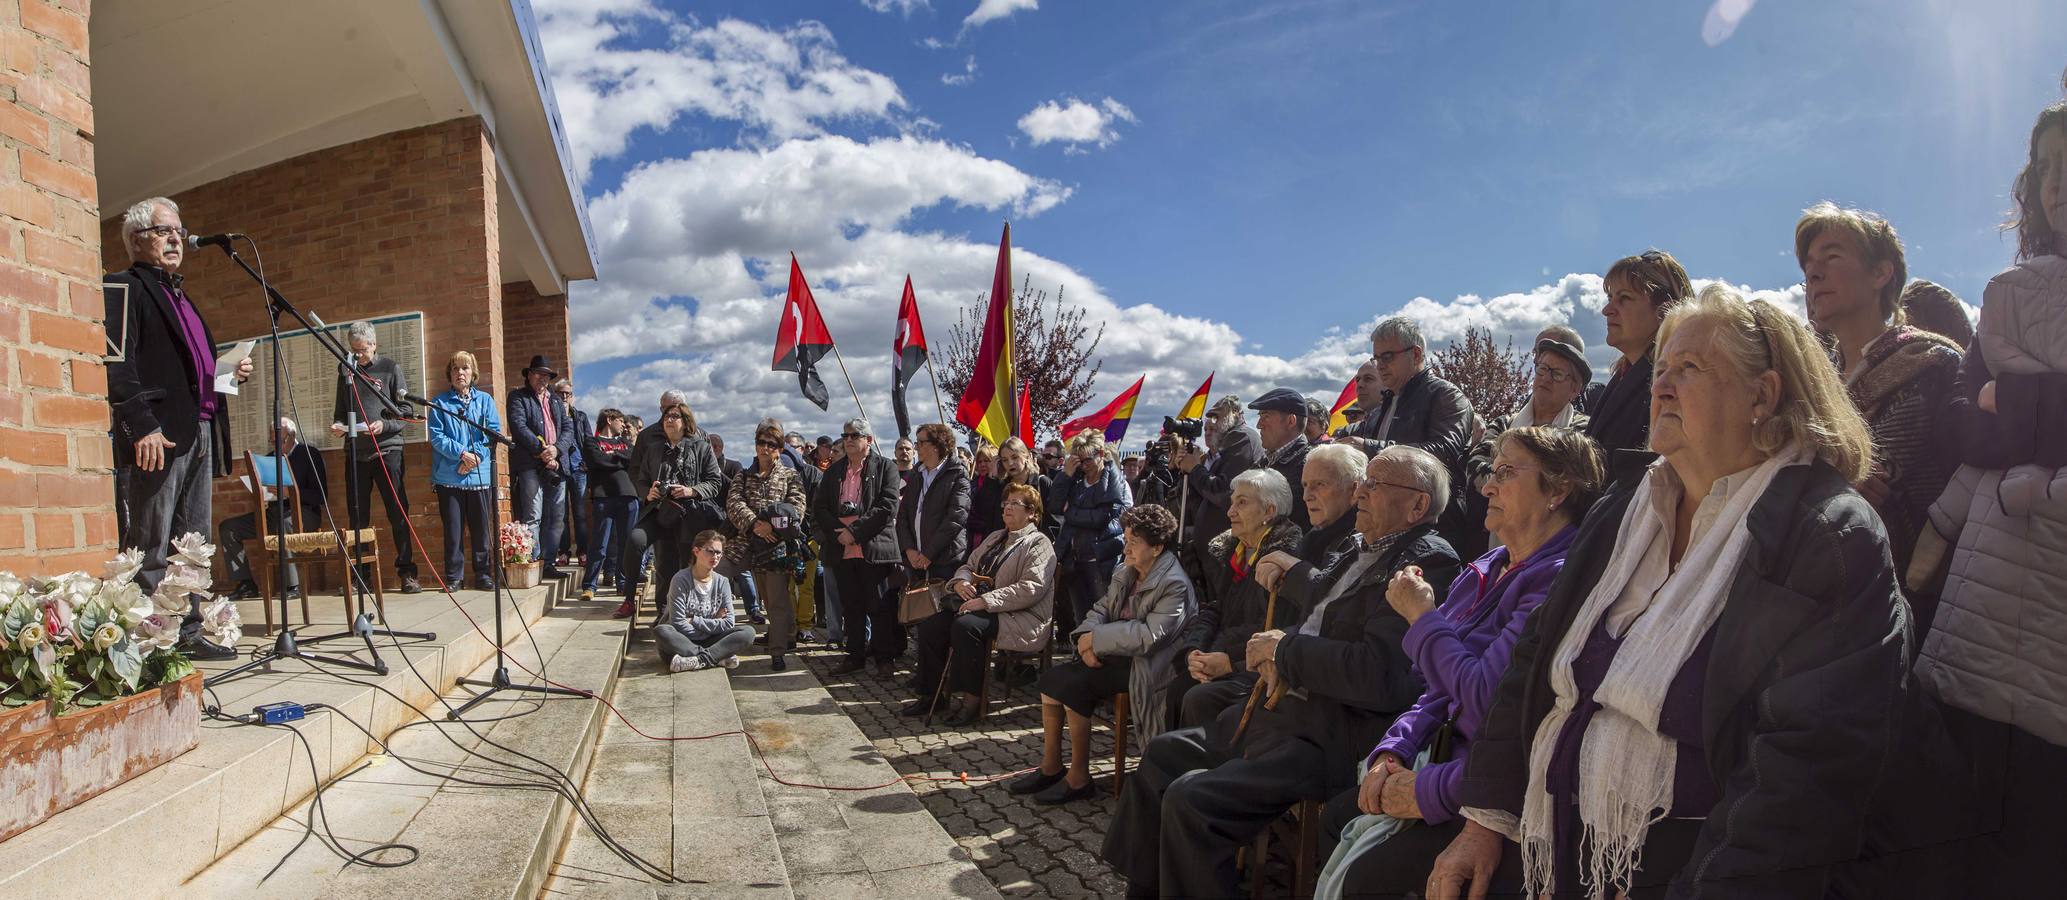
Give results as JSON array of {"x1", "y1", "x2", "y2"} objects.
[
  {"x1": 908, "y1": 482, "x2": 1057, "y2": 725},
  {"x1": 813, "y1": 418, "x2": 905, "y2": 677},
  {"x1": 614, "y1": 398, "x2": 723, "y2": 621},
  {"x1": 1056, "y1": 431, "x2": 1134, "y2": 634},
  {"x1": 727, "y1": 418, "x2": 809, "y2": 671}
]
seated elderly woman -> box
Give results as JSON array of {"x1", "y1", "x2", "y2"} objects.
[
  {"x1": 1009, "y1": 505, "x2": 1192, "y2": 805},
  {"x1": 1425, "y1": 285, "x2": 1907, "y2": 900},
  {"x1": 1101, "y1": 446, "x2": 1461, "y2": 899},
  {"x1": 1167, "y1": 468, "x2": 1305, "y2": 731},
  {"x1": 1310, "y1": 426, "x2": 1603, "y2": 898},
  {"x1": 907, "y1": 483, "x2": 1057, "y2": 725}
]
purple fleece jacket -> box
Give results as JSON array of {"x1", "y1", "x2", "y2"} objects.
[{"x1": 1369, "y1": 524, "x2": 1578, "y2": 824}]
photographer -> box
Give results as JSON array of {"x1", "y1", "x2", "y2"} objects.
[
  {"x1": 614, "y1": 399, "x2": 723, "y2": 621},
  {"x1": 812, "y1": 418, "x2": 904, "y2": 677},
  {"x1": 907, "y1": 483, "x2": 1057, "y2": 725},
  {"x1": 1134, "y1": 432, "x2": 1184, "y2": 511},
  {"x1": 1173, "y1": 396, "x2": 1263, "y2": 566}
]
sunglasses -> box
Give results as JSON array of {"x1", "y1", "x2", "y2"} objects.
[
  {"x1": 755, "y1": 439, "x2": 781, "y2": 449},
  {"x1": 842, "y1": 432, "x2": 867, "y2": 440}
]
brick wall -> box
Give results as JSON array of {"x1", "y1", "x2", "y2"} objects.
[
  {"x1": 501, "y1": 280, "x2": 569, "y2": 386},
  {"x1": 98, "y1": 117, "x2": 511, "y2": 589},
  {"x1": 0, "y1": 0, "x2": 116, "y2": 577}
]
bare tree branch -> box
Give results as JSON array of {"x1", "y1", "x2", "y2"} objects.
[{"x1": 939, "y1": 274, "x2": 1105, "y2": 444}]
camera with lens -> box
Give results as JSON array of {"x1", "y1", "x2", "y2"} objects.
[
  {"x1": 1161, "y1": 415, "x2": 1204, "y2": 455},
  {"x1": 837, "y1": 500, "x2": 863, "y2": 518}
]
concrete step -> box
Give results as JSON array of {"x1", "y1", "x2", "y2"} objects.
[
  {"x1": 0, "y1": 580, "x2": 576, "y2": 900},
  {"x1": 180, "y1": 594, "x2": 627, "y2": 899}
]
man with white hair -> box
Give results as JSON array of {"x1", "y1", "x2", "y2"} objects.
[
  {"x1": 104, "y1": 197, "x2": 253, "y2": 659},
  {"x1": 331, "y1": 320, "x2": 420, "y2": 593},
  {"x1": 1337, "y1": 315, "x2": 1476, "y2": 551},
  {"x1": 1298, "y1": 443, "x2": 1366, "y2": 565},
  {"x1": 1102, "y1": 446, "x2": 1461, "y2": 899},
  {"x1": 221, "y1": 418, "x2": 328, "y2": 601}
]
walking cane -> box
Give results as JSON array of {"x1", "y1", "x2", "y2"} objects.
[{"x1": 1229, "y1": 583, "x2": 1280, "y2": 747}]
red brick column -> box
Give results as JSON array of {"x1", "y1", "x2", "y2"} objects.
[
  {"x1": 0, "y1": 0, "x2": 117, "y2": 577},
  {"x1": 501, "y1": 281, "x2": 570, "y2": 386}
]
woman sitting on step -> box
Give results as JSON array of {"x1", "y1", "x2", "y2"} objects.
[{"x1": 658, "y1": 530, "x2": 755, "y2": 672}]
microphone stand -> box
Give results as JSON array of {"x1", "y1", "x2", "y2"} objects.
[
  {"x1": 414, "y1": 391, "x2": 588, "y2": 719},
  {"x1": 204, "y1": 241, "x2": 433, "y2": 688}
]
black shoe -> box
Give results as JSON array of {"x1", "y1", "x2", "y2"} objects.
[
  {"x1": 399, "y1": 576, "x2": 422, "y2": 594},
  {"x1": 228, "y1": 581, "x2": 259, "y2": 601},
  {"x1": 1006, "y1": 769, "x2": 1064, "y2": 796},
  {"x1": 770, "y1": 654, "x2": 787, "y2": 672},
  {"x1": 473, "y1": 576, "x2": 496, "y2": 591},
  {"x1": 830, "y1": 658, "x2": 867, "y2": 676},
  {"x1": 749, "y1": 612, "x2": 767, "y2": 626},
  {"x1": 899, "y1": 699, "x2": 934, "y2": 718},
  {"x1": 753, "y1": 632, "x2": 769, "y2": 646},
  {"x1": 542, "y1": 567, "x2": 566, "y2": 580},
  {"x1": 872, "y1": 659, "x2": 897, "y2": 678},
  {"x1": 1033, "y1": 776, "x2": 1097, "y2": 805},
  {"x1": 181, "y1": 638, "x2": 239, "y2": 661},
  {"x1": 944, "y1": 699, "x2": 983, "y2": 727}
]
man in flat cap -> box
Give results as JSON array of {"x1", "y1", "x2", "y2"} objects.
[{"x1": 1249, "y1": 388, "x2": 1312, "y2": 529}]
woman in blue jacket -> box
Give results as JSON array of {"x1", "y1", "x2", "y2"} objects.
[
  {"x1": 1054, "y1": 431, "x2": 1132, "y2": 632},
  {"x1": 427, "y1": 350, "x2": 502, "y2": 590}
]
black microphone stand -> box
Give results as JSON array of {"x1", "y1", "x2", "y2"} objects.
[
  {"x1": 413, "y1": 391, "x2": 588, "y2": 719},
  {"x1": 204, "y1": 241, "x2": 433, "y2": 688}
]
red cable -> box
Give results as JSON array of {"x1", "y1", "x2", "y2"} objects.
[{"x1": 349, "y1": 392, "x2": 1035, "y2": 790}]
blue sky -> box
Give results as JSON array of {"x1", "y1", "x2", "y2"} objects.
[{"x1": 535, "y1": 0, "x2": 2067, "y2": 446}]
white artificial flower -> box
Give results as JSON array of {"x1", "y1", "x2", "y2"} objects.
[
  {"x1": 199, "y1": 597, "x2": 242, "y2": 647},
  {"x1": 15, "y1": 620, "x2": 46, "y2": 649},
  {"x1": 133, "y1": 614, "x2": 179, "y2": 653},
  {"x1": 92, "y1": 622, "x2": 124, "y2": 651},
  {"x1": 169, "y1": 533, "x2": 215, "y2": 568},
  {"x1": 104, "y1": 548, "x2": 145, "y2": 585}
]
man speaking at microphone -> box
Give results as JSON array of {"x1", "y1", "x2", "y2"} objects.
[
  {"x1": 330, "y1": 321, "x2": 420, "y2": 593},
  {"x1": 104, "y1": 197, "x2": 253, "y2": 660}
]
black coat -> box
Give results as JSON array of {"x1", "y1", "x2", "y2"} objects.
[
  {"x1": 1453, "y1": 461, "x2": 1909, "y2": 898},
  {"x1": 1297, "y1": 511, "x2": 1357, "y2": 568},
  {"x1": 1351, "y1": 369, "x2": 1475, "y2": 543},
  {"x1": 508, "y1": 388, "x2": 577, "y2": 478},
  {"x1": 1231, "y1": 524, "x2": 1460, "y2": 792},
  {"x1": 812, "y1": 452, "x2": 903, "y2": 565},
  {"x1": 629, "y1": 426, "x2": 724, "y2": 533},
  {"x1": 1185, "y1": 424, "x2": 1264, "y2": 557},
  {"x1": 1584, "y1": 352, "x2": 1657, "y2": 488},
  {"x1": 895, "y1": 459, "x2": 972, "y2": 578},
  {"x1": 1175, "y1": 521, "x2": 1305, "y2": 675},
  {"x1": 583, "y1": 433, "x2": 637, "y2": 498},
  {"x1": 102, "y1": 264, "x2": 232, "y2": 472},
  {"x1": 1262, "y1": 434, "x2": 1312, "y2": 529}
]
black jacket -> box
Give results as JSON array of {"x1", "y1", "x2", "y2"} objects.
[
  {"x1": 102, "y1": 264, "x2": 232, "y2": 471},
  {"x1": 1352, "y1": 369, "x2": 1475, "y2": 540},
  {"x1": 1262, "y1": 433, "x2": 1312, "y2": 529},
  {"x1": 272, "y1": 441, "x2": 329, "y2": 525},
  {"x1": 331, "y1": 355, "x2": 413, "y2": 462},
  {"x1": 1454, "y1": 461, "x2": 1909, "y2": 898},
  {"x1": 584, "y1": 432, "x2": 637, "y2": 498},
  {"x1": 1584, "y1": 352, "x2": 1657, "y2": 488},
  {"x1": 1297, "y1": 511, "x2": 1357, "y2": 567},
  {"x1": 1185, "y1": 423, "x2": 1264, "y2": 557},
  {"x1": 568, "y1": 408, "x2": 595, "y2": 473},
  {"x1": 1175, "y1": 521, "x2": 1306, "y2": 675},
  {"x1": 813, "y1": 452, "x2": 903, "y2": 565},
  {"x1": 508, "y1": 387, "x2": 577, "y2": 478},
  {"x1": 1230, "y1": 524, "x2": 1460, "y2": 792},
  {"x1": 895, "y1": 459, "x2": 972, "y2": 578},
  {"x1": 630, "y1": 426, "x2": 724, "y2": 532}
]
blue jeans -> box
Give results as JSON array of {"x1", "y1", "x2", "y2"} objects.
[
  {"x1": 733, "y1": 570, "x2": 761, "y2": 616},
  {"x1": 512, "y1": 468, "x2": 567, "y2": 567},
  {"x1": 819, "y1": 559, "x2": 845, "y2": 643},
  {"x1": 583, "y1": 496, "x2": 635, "y2": 590},
  {"x1": 559, "y1": 469, "x2": 589, "y2": 559}
]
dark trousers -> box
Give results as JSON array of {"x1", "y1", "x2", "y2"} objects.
[
  {"x1": 584, "y1": 496, "x2": 636, "y2": 590},
  {"x1": 119, "y1": 419, "x2": 214, "y2": 645},
  {"x1": 219, "y1": 507, "x2": 300, "y2": 591},
  {"x1": 914, "y1": 609, "x2": 999, "y2": 697},
  {"x1": 559, "y1": 469, "x2": 589, "y2": 559},
  {"x1": 654, "y1": 623, "x2": 754, "y2": 666},
  {"x1": 832, "y1": 556, "x2": 901, "y2": 662},
  {"x1": 348, "y1": 448, "x2": 417, "y2": 578},
  {"x1": 620, "y1": 517, "x2": 685, "y2": 612},
  {"x1": 1100, "y1": 725, "x2": 1329, "y2": 899},
  {"x1": 1179, "y1": 673, "x2": 1256, "y2": 730},
  {"x1": 435, "y1": 486, "x2": 492, "y2": 584}
]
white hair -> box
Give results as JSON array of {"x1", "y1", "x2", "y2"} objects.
[
  {"x1": 347, "y1": 321, "x2": 378, "y2": 345},
  {"x1": 1369, "y1": 315, "x2": 1425, "y2": 350},
  {"x1": 843, "y1": 418, "x2": 873, "y2": 438},
  {"x1": 1306, "y1": 443, "x2": 1366, "y2": 486},
  {"x1": 277, "y1": 417, "x2": 300, "y2": 439},
  {"x1": 659, "y1": 389, "x2": 689, "y2": 411},
  {"x1": 121, "y1": 197, "x2": 178, "y2": 261},
  {"x1": 1375, "y1": 445, "x2": 1449, "y2": 525},
  {"x1": 1232, "y1": 467, "x2": 1295, "y2": 523}
]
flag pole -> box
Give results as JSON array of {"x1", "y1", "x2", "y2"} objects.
[
  {"x1": 923, "y1": 355, "x2": 948, "y2": 426},
  {"x1": 829, "y1": 344, "x2": 869, "y2": 422}
]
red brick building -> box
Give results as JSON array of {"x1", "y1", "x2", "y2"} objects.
[{"x1": 0, "y1": 0, "x2": 594, "y2": 582}]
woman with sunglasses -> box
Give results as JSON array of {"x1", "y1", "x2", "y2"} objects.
[{"x1": 727, "y1": 419, "x2": 808, "y2": 671}]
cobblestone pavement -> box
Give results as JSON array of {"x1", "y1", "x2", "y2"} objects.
[{"x1": 788, "y1": 638, "x2": 1308, "y2": 898}]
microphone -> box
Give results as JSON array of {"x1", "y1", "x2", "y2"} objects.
[{"x1": 186, "y1": 232, "x2": 243, "y2": 251}]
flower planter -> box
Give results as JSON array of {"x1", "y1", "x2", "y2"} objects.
[
  {"x1": 504, "y1": 561, "x2": 542, "y2": 590},
  {"x1": 0, "y1": 672, "x2": 203, "y2": 843}
]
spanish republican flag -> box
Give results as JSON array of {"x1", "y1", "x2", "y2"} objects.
[
  {"x1": 1327, "y1": 377, "x2": 1357, "y2": 432},
  {"x1": 1177, "y1": 372, "x2": 1214, "y2": 420},
  {"x1": 956, "y1": 223, "x2": 1018, "y2": 445},
  {"x1": 1061, "y1": 375, "x2": 1145, "y2": 444}
]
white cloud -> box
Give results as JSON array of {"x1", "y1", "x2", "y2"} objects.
[
  {"x1": 861, "y1": 0, "x2": 930, "y2": 15},
  {"x1": 1016, "y1": 97, "x2": 1136, "y2": 151},
  {"x1": 963, "y1": 0, "x2": 1037, "y2": 29},
  {"x1": 942, "y1": 55, "x2": 978, "y2": 86},
  {"x1": 532, "y1": 0, "x2": 907, "y2": 177}
]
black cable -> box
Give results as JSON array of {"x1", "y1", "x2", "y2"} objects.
[{"x1": 201, "y1": 703, "x2": 420, "y2": 878}]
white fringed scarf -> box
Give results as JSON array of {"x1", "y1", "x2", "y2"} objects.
[{"x1": 1518, "y1": 443, "x2": 1810, "y2": 898}]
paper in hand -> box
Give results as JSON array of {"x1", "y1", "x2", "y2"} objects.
[{"x1": 214, "y1": 340, "x2": 256, "y2": 395}]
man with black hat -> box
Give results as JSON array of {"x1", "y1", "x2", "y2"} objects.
[
  {"x1": 1249, "y1": 387, "x2": 1313, "y2": 529},
  {"x1": 509, "y1": 355, "x2": 578, "y2": 578},
  {"x1": 1464, "y1": 332, "x2": 1592, "y2": 493},
  {"x1": 330, "y1": 320, "x2": 420, "y2": 593}
]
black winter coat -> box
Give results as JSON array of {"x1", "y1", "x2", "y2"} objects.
[
  {"x1": 896, "y1": 460, "x2": 972, "y2": 578},
  {"x1": 103, "y1": 264, "x2": 233, "y2": 472},
  {"x1": 1174, "y1": 521, "x2": 1305, "y2": 675},
  {"x1": 1262, "y1": 434, "x2": 1312, "y2": 529},
  {"x1": 1453, "y1": 461, "x2": 1909, "y2": 899},
  {"x1": 812, "y1": 453, "x2": 903, "y2": 565},
  {"x1": 629, "y1": 426, "x2": 724, "y2": 533},
  {"x1": 1584, "y1": 352, "x2": 1657, "y2": 489}
]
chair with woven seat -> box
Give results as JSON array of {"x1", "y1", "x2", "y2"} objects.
[{"x1": 237, "y1": 451, "x2": 386, "y2": 634}]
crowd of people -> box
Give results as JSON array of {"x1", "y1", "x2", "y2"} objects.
[{"x1": 100, "y1": 90, "x2": 2067, "y2": 898}]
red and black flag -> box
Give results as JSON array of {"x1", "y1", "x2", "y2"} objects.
[
  {"x1": 773, "y1": 254, "x2": 834, "y2": 410},
  {"x1": 891, "y1": 275, "x2": 929, "y2": 439}
]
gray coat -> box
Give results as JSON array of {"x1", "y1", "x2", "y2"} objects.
[
  {"x1": 954, "y1": 524, "x2": 1057, "y2": 653},
  {"x1": 1071, "y1": 550, "x2": 1196, "y2": 742}
]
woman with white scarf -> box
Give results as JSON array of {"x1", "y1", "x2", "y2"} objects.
[{"x1": 1425, "y1": 286, "x2": 1908, "y2": 899}]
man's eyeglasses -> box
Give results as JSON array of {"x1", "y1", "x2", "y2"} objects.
[
  {"x1": 553, "y1": 391, "x2": 573, "y2": 399},
  {"x1": 842, "y1": 432, "x2": 867, "y2": 441},
  {"x1": 1358, "y1": 477, "x2": 1427, "y2": 496},
  {"x1": 141, "y1": 225, "x2": 189, "y2": 241},
  {"x1": 1372, "y1": 348, "x2": 1417, "y2": 367}
]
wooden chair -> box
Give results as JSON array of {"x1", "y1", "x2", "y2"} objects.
[
  {"x1": 1247, "y1": 798, "x2": 1324, "y2": 898},
  {"x1": 975, "y1": 629, "x2": 1053, "y2": 716},
  {"x1": 237, "y1": 451, "x2": 385, "y2": 634}
]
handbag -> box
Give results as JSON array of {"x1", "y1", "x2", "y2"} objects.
[{"x1": 898, "y1": 576, "x2": 947, "y2": 625}]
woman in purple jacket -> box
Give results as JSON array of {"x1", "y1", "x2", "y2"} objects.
[{"x1": 1314, "y1": 426, "x2": 1603, "y2": 897}]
